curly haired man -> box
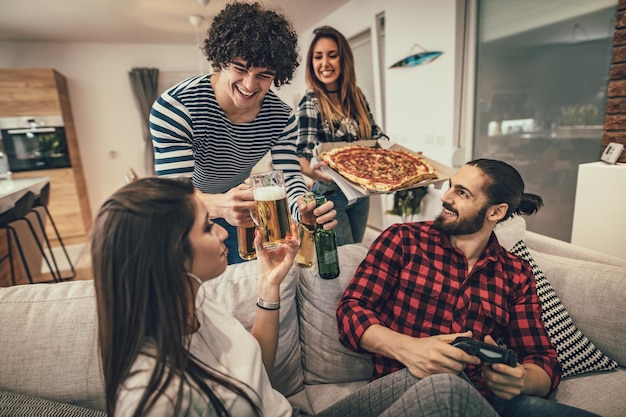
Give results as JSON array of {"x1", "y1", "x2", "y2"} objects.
[{"x1": 150, "y1": 2, "x2": 336, "y2": 264}]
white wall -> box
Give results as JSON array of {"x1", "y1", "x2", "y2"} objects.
[{"x1": 0, "y1": 0, "x2": 460, "y2": 225}]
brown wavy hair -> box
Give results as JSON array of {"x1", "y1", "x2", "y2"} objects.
[
  {"x1": 305, "y1": 25, "x2": 373, "y2": 139},
  {"x1": 92, "y1": 177, "x2": 260, "y2": 417},
  {"x1": 202, "y1": 1, "x2": 300, "y2": 88}
]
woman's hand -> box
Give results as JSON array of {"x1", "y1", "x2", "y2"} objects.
[
  {"x1": 309, "y1": 161, "x2": 334, "y2": 183},
  {"x1": 255, "y1": 222, "x2": 299, "y2": 288},
  {"x1": 252, "y1": 222, "x2": 299, "y2": 375},
  {"x1": 299, "y1": 157, "x2": 334, "y2": 184}
]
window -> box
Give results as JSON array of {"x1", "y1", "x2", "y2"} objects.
[{"x1": 470, "y1": 0, "x2": 616, "y2": 241}]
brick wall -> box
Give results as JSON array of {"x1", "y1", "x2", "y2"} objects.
[{"x1": 604, "y1": 0, "x2": 626, "y2": 163}]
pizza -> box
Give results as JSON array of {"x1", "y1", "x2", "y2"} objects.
[{"x1": 319, "y1": 145, "x2": 438, "y2": 192}]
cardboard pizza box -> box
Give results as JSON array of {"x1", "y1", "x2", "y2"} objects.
[{"x1": 311, "y1": 140, "x2": 454, "y2": 204}]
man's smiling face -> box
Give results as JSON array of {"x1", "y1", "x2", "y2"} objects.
[
  {"x1": 433, "y1": 165, "x2": 492, "y2": 236},
  {"x1": 221, "y1": 58, "x2": 276, "y2": 112}
]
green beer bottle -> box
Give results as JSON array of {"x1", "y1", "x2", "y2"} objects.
[
  {"x1": 314, "y1": 196, "x2": 340, "y2": 279},
  {"x1": 295, "y1": 192, "x2": 316, "y2": 268}
]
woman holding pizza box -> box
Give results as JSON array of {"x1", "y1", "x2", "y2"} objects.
[{"x1": 296, "y1": 25, "x2": 388, "y2": 246}]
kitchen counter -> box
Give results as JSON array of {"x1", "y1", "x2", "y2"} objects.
[{"x1": 0, "y1": 176, "x2": 49, "y2": 214}]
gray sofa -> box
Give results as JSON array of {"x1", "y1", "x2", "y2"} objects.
[{"x1": 0, "y1": 217, "x2": 625, "y2": 416}]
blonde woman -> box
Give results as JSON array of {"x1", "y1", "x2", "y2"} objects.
[{"x1": 296, "y1": 26, "x2": 388, "y2": 246}]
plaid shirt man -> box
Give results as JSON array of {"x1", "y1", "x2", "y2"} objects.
[{"x1": 337, "y1": 221, "x2": 561, "y2": 400}]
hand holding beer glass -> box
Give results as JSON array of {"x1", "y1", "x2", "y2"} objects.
[{"x1": 250, "y1": 170, "x2": 293, "y2": 249}]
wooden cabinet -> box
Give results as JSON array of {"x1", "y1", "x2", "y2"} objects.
[
  {"x1": 0, "y1": 69, "x2": 91, "y2": 246},
  {"x1": 0, "y1": 69, "x2": 62, "y2": 115}
]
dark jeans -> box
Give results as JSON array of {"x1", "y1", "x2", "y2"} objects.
[
  {"x1": 311, "y1": 182, "x2": 369, "y2": 246},
  {"x1": 492, "y1": 395, "x2": 601, "y2": 417},
  {"x1": 215, "y1": 218, "x2": 247, "y2": 265}
]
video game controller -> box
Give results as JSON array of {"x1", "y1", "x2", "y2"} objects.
[{"x1": 451, "y1": 337, "x2": 518, "y2": 367}]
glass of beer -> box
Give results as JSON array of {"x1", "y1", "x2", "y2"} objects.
[
  {"x1": 250, "y1": 170, "x2": 292, "y2": 250},
  {"x1": 237, "y1": 223, "x2": 257, "y2": 260}
]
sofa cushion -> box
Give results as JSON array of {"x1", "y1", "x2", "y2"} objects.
[
  {"x1": 510, "y1": 241, "x2": 619, "y2": 377},
  {"x1": 554, "y1": 368, "x2": 626, "y2": 417},
  {"x1": 297, "y1": 243, "x2": 373, "y2": 385},
  {"x1": 202, "y1": 259, "x2": 304, "y2": 397},
  {"x1": 0, "y1": 281, "x2": 105, "y2": 412},
  {"x1": 0, "y1": 389, "x2": 106, "y2": 417}
]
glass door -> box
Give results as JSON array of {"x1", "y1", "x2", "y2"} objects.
[{"x1": 471, "y1": 0, "x2": 617, "y2": 241}]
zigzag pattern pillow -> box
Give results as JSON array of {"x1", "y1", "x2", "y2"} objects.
[{"x1": 510, "y1": 240, "x2": 619, "y2": 377}]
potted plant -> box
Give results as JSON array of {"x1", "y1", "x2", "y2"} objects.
[{"x1": 386, "y1": 187, "x2": 428, "y2": 223}]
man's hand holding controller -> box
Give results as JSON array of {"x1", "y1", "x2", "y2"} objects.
[{"x1": 451, "y1": 336, "x2": 518, "y2": 367}]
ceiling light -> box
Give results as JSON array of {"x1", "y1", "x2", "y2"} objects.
[
  {"x1": 188, "y1": 15, "x2": 206, "y2": 75},
  {"x1": 390, "y1": 43, "x2": 443, "y2": 68},
  {"x1": 197, "y1": 0, "x2": 210, "y2": 6},
  {"x1": 188, "y1": 15, "x2": 205, "y2": 28}
]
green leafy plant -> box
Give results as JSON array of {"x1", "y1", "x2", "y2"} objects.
[
  {"x1": 560, "y1": 104, "x2": 602, "y2": 126},
  {"x1": 386, "y1": 187, "x2": 428, "y2": 222},
  {"x1": 37, "y1": 133, "x2": 62, "y2": 158}
]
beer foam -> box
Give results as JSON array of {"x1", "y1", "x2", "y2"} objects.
[{"x1": 253, "y1": 185, "x2": 286, "y2": 201}]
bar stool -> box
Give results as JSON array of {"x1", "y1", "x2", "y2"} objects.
[
  {"x1": 28, "y1": 183, "x2": 76, "y2": 281},
  {"x1": 0, "y1": 191, "x2": 59, "y2": 284}
]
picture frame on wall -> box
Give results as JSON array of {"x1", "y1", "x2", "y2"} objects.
[{"x1": 600, "y1": 142, "x2": 624, "y2": 165}]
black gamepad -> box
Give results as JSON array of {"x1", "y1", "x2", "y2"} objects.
[{"x1": 451, "y1": 337, "x2": 518, "y2": 367}]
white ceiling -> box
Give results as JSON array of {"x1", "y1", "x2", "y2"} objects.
[{"x1": 0, "y1": 0, "x2": 350, "y2": 44}]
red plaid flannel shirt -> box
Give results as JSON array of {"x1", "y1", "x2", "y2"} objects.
[{"x1": 337, "y1": 222, "x2": 561, "y2": 399}]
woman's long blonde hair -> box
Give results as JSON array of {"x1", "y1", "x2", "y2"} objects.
[{"x1": 305, "y1": 26, "x2": 373, "y2": 139}]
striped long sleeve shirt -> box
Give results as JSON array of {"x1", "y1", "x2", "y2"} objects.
[{"x1": 149, "y1": 74, "x2": 308, "y2": 220}]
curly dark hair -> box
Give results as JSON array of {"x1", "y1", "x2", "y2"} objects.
[{"x1": 202, "y1": 1, "x2": 300, "y2": 88}]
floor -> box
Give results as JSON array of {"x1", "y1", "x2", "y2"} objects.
[
  {"x1": 363, "y1": 226, "x2": 382, "y2": 244},
  {"x1": 39, "y1": 241, "x2": 92, "y2": 281}
]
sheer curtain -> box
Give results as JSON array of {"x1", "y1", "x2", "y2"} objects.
[{"x1": 128, "y1": 67, "x2": 159, "y2": 175}]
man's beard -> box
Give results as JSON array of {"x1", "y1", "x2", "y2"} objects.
[{"x1": 433, "y1": 203, "x2": 488, "y2": 236}]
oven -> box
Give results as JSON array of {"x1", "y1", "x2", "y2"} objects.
[{"x1": 0, "y1": 116, "x2": 72, "y2": 172}]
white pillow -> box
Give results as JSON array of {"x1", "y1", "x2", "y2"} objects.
[
  {"x1": 202, "y1": 260, "x2": 304, "y2": 396},
  {"x1": 493, "y1": 214, "x2": 526, "y2": 249}
]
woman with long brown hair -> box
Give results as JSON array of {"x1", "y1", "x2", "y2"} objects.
[
  {"x1": 92, "y1": 177, "x2": 299, "y2": 416},
  {"x1": 296, "y1": 26, "x2": 388, "y2": 246}
]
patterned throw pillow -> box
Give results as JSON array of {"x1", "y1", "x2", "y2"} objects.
[{"x1": 509, "y1": 240, "x2": 619, "y2": 377}]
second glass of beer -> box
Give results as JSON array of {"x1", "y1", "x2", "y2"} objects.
[
  {"x1": 250, "y1": 170, "x2": 292, "y2": 249},
  {"x1": 236, "y1": 223, "x2": 257, "y2": 260}
]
